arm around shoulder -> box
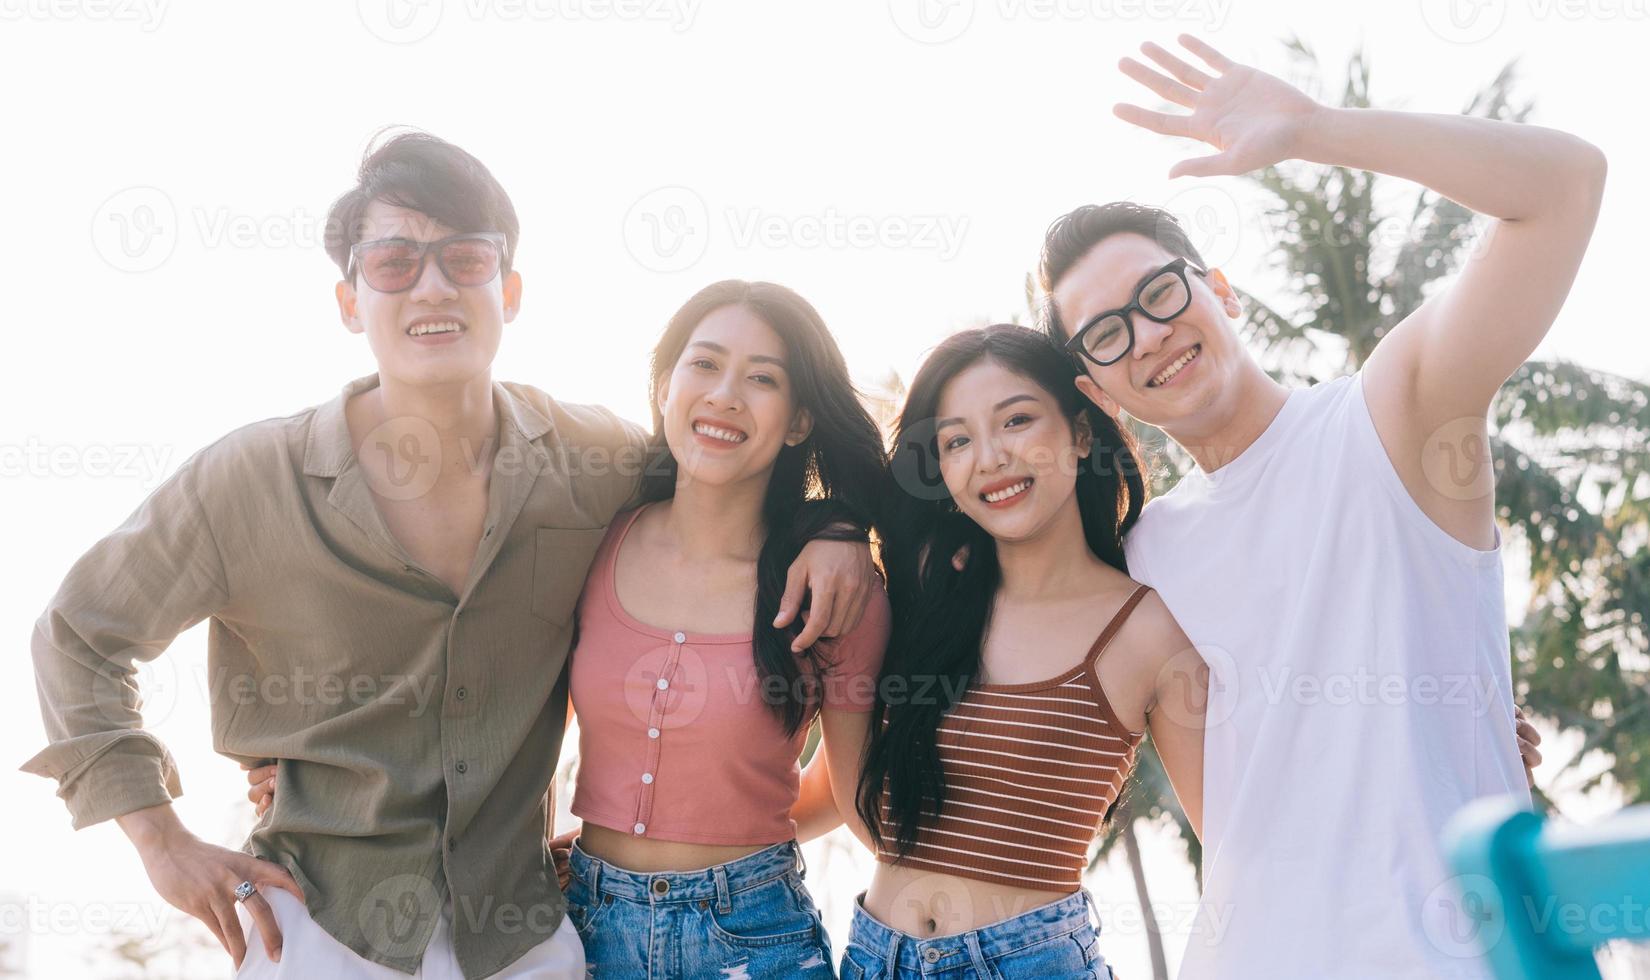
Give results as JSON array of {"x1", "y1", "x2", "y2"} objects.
[{"x1": 1137, "y1": 591, "x2": 1206, "y2": 839}]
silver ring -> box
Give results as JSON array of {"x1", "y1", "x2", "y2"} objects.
[{"x1": 234, "y1": 880, "x2": 257, "y2": 903}]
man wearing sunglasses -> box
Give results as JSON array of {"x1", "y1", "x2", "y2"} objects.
[
  {"x1": 1041, "y1": 35, "x2": 1598, "y2": 979},
  {"x1": 22, "y1": 131, "x2": 875, "y2": 978}
]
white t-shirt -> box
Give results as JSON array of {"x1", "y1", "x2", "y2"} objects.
[{"x1": 1124, "y1": 371, "x2": 1530, "y2": 980}]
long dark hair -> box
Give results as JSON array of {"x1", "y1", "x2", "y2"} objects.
[
  {"x1": 639, "y1": 280, "x2": 886, "y2": 738},
  {"x1": 856, "y1": 324, "x2": 1147, "y2": 858}
]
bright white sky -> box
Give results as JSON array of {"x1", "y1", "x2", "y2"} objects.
[{"x1": 2, "y1": 1, "x2": 1647, "y2": 977}]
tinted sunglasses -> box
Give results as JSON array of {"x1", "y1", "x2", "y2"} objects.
[{"x1": 347, "y1": 232, "x2": 507, "y2": 293}]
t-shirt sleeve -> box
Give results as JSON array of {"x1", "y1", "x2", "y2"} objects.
[
  {"x1": 1123, "y1": 526, "x2": 1154, "y2": 587},
  {"x1": 820, "y1": 582, "x2": 891, "y2": 713}
]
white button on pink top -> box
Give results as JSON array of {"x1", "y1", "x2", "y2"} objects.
[{"x1": 568, "y1": 504, "x2": 893, "y2": 849}]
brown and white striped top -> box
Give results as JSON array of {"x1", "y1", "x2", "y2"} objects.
[{"x1": 874, "y1": 585, "x2": 1150, "y2": 891}]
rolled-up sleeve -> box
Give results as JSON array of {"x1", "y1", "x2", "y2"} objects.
[{"x1": 20, "y1": 453, "x2": 228, "y2": 829}]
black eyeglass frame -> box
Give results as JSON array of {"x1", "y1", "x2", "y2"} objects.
[
  {"x1": 1063, "y1": 256, "x2": 1208, "y2": 367},
  {"x1": 346, "y1": 232, "x2": 509, "y2": 293}
]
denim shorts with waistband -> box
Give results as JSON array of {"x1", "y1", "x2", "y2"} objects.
[
  {"x1": 838, "y1": 887, "x2": 1116, "y2": 980},
  {"x1": 566, "y1": 837, "x2": 836, "y2": 978}
]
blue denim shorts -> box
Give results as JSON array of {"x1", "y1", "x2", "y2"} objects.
[
  {"x1": 566, "y1": 837, "x2": 835, "y2": 978},
  {"x1": 839, "y1": 887, "x2": 1115, "y2": 980}
]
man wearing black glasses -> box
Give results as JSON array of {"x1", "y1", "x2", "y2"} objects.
[
  {"x1": 22, "y1": 131, "x2": 875, "y2": 978},
  {"x1": 1041, "y1": 35, "x2": 1596, "y2": 980}
]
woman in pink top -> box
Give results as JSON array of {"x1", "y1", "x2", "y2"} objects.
[
  {"x1": 240, "y1": 278, "x2": 889, "y2": 977},
  {"x1": 558, "y1": 280, "x2": 891, "y2": 978}
]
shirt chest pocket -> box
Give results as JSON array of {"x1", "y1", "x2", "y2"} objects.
[{"x1": 530, "y1": 526, "x2": 610, "y2": 627}]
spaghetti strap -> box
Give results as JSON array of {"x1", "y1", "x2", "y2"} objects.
[{"x1": 1083, "y1": 583, "x2": 1152, "y2": 667}]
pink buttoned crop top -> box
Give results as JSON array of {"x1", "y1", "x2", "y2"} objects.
[{"x1": 569, "y1": 505, "x2": 891, "y2": 845}]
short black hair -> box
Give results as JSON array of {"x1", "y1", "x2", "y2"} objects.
[
  {"x1": 324, "y1": 129, "x2": 520, "y2": 281},
  {"x1": 1037, "y1": 201, "x2": 1208, "y2": 343}
]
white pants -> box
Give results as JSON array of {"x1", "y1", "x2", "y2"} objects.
[{"x1": 236, "y1": 886, "x2": 585, "y2": 978}]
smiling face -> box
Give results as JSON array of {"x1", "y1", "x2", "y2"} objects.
[
  {"x1": 934, "y1": 358, "x2": 1091, "y2": 544},
  {"x1": 1050, "y1": 231, "x2": 1246, "y2": 435},
  {"x1": 335, "y1": 198, "x2": 522, "y2": 389},
  {"x1": 657, "y1": 304, "x2": 813, "y2": 491}
]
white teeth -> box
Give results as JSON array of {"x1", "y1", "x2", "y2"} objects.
[
  {"x1": 693, "y1": 422, "x2": 747, "y2": 444},
  {"x1": 983, "y1": 479, "x2": 1032, "y2": 503},
  {"x1": 1151, "y1": 345, "x2": 1199, "y2": 387},
  {"x1": 408, "y1": 321, "x2": 463, "y2": 336}
]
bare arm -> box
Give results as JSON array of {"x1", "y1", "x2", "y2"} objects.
[
  {"x1": 1351, "y1": 104, "x2": 1604, "y2": 544},
  {"x1": 776, "y1": 538, "x2": 877, "y2": 652},
  {"x1": 789, "y1": 707, "x2": 876, "y2": 850},
  {"x1": 547, "y1": 690, "x2": 576, "y2": 842},
  {"x1": 1122, "y1": 594, "x2": 1206, "y2": 838},
  {"x1": 1296, "y1": 108, "x2": 1605, "y2": 418},
  {"x1": 791, "y1": 727, "x2": 845, "y2": 844},
  {"x1": 1117, "y1": 35, "x2": 1605, "y2": 544},
  {"x1": 1147, "y1": 644, "x2": 1206, "y2": 840},
  {"x1": 546, "y1": 691, "x2": 581, "y2": 886}
]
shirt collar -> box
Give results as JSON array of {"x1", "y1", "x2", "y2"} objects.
[{"x1": 302, "y1": 373, "x2": 555, "y2": 478}]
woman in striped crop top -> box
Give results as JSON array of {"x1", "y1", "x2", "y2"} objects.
[{"x1": 838, "y1": 325, "x2": 1209, "y2": 980}]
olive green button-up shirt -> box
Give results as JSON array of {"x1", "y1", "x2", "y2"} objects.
[{"x1": 22, "y1": 373, "x2": 648, "y2": 977}]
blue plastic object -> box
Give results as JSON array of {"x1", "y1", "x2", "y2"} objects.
[{"x1": 1444, "y1": 797, "x2": 1650, "y2": 978}]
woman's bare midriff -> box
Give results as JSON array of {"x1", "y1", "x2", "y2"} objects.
[
  {"x1": 577, "y1": 821, "x2": 777, "y2": 874},
  {"x1": 862, "y1": 863, "x2": 1073, "y2": 938}
]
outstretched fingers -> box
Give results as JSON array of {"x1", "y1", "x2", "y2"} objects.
[
  {"x1": 1112, "y1": 102, "x2": 1193, "y2": 138},
  {"x1": 1169, "y1": 152, "x2": 1239, "y2": 179},
  {"x1": 1140, "y1": 40, "x2": 1213, "y2": 88},
  {"x1": 1177, "y1": 33, "x2": 1234, "y2": 72},
  {"x1": 1119, "y1": 55, "x2": 1199, "y2": 108}
]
